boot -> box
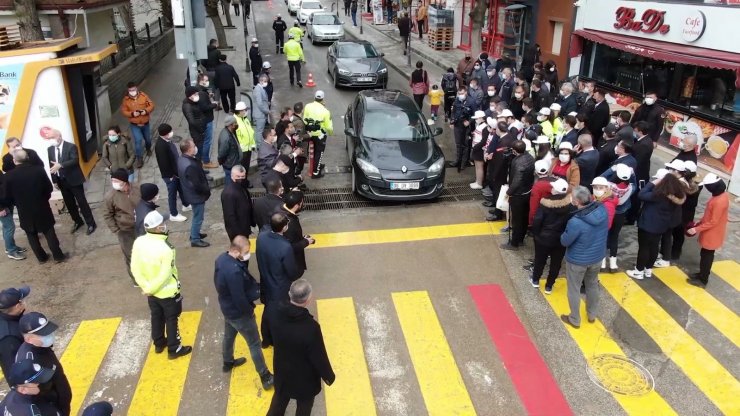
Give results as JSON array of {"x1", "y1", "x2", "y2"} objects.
[
  {"x1": 135, "y1": 157, "x2": 144, "y2": 169},
  {"x1": 600, "y1": 258, "x2": 607, "y2": 272},
  {"x1": 609, "y1": 257, "x2": 618, "y2": 273}
]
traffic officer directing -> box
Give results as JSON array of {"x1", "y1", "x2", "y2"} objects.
[
  {"x1": 0, "y1": 285, "x2": 30, "y2": 385},
  {"x1": 16, "y1": 312, "x2": 72, "y2": 416},
  {"x1": 288, "y1": 21, "x2": 304, "y2": 47},
  {"x1": 303, "y1": 91, "x2": 333, "y2": 178},
  {"x1": 0, "y1": 359, "x2": 60, "y2": 415},
  {"x1": 284, "y1": 33, "x2": 305, "y2": 88},
  {"x1": 131, "y1": 211, "x2": 193, "y2": 359},
  {"x1": 272, "y1": 14, "x2": 288, "y2": 54}
]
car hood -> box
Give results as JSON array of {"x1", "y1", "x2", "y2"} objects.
[
  {"x1": 337, "y1": 57, "x2": 383, "y2": 73},
  {"x1": 361, "y1": 138, "x2": 435, "y2": 170},
  {"x1": 301, "y1": 8, "x2": 322, "y2": 15},
  {"x1": 313, "y1": 24, "x2": 343, "y2": 34}
]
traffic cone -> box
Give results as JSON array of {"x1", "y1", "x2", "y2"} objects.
[{"x1": 305, "y1": 72, "x2": 316, "y2": 87}]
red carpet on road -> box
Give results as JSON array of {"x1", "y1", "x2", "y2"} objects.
[{"x1": 469, "y1": 284, "x2": 573, "y2": 416}]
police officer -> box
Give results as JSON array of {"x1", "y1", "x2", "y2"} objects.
[
  {"x1": 0, "y1": 359, "x2": 60, "y2": 416},
  {"x1": 16, "y1": 312, "x2": 72, "y2": 416},
  {"x1": 449, "y1": 86, "x2": 475, "y2": 171},
  {"x1": 287, "y1": 21, "x2": 304, "y2": 47},
  {"x1": 131, "y1": 211, "x2": 193, "y2": 359},
  {"x1": 249, "y1": 38, "x2": 262, "y2": 86},
  {"x1": 303, "y1": 91, "x2": 333, "y2": 178},
  {"x1": 0, "y1": 285, "x2": 29, "y2": 384},
  {"x1": 284, "y1": 33, "x2": 305, "y2": 88},
  {"x1": 272, "y1": 14, "x2": 288, "y2": 54}
]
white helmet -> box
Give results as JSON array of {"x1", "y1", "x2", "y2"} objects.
[
  {"x1": 315, "y1": 90, "x2": 325, "y2": 100},
  {"x1": 262, "y1": 61, "x2": 271, "y2": 69}
]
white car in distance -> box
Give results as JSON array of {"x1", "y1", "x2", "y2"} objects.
[
  {"x1": 298, "y1": 0, "x2": 324, "y2": 25},
  {"x1": 288, "y1": 0, "x2": 302, "y2": 15}
]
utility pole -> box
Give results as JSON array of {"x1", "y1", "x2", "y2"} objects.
[
  {"x1": 183, "y1": 0, "x2": 198, "y2": 86},
  {"x1": 407, "y1": 4, "x2": 411, "y2": 67}
]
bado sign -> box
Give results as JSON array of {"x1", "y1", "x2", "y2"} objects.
[{"x1": 613, "y1": 7, "x2": 705, "y2": 42}]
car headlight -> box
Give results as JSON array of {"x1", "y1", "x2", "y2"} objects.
[
  {"x1": 338, "y1": 68, "x2": 351, "y2": 75},
  {"x1": 427, "y1": 157, "x2": 445, "y2": 177},
  {"x1": 378, "y1": 67, "x2": 387, "y2": 74},
  {"x1": 356, "y1": 158, "x2": 381, "y2": 178}
]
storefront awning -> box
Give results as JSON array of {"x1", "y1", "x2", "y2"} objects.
[{"x1": 571, "y1": 29, "x2": 740, "y2": 87}]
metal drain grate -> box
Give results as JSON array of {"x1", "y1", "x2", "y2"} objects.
[
  {"x1": 250, "y1": 180, "x2": 485, "y2": 211},
  {"x1": 587, "y1": 354, "x2": 655, "y2": 396}
]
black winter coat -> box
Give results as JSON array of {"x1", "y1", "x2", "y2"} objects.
[
  {"x1": 489, "y1": 133, "x2": 515, "y2": 185},
  {"x1": 256, "y1": 231, "x2": 302, "y2": 304},
  {"x1": 262, "y1": 302, "x2": 335, "y2": 399},
  {"x1": 134, "y1": 199, "x2": 159, "y2": 237},
  {"x1": 177, "y1": 155, "x2": 210, "y2": 205},
  {"x1": 182, "y1": 98, "x2": 206, "y2": 140},
  {"x1": 631, "y1": 103, "x2": 665, "y2": 143},
  {"x1": 585, "y1": 101, "x2": 610, "y2": 143},
  {"x1": 637, "y1": 182, "x2": 686, "y2": 234},
  {"x1": 214, "y1": 62, "x2": 240, "y2": 90},
  {"x1": 632, "y1": 136, "x2": 654, "y2": 182},
  {"x1": 0, "y1": 312, "x2": 22, "y2": 386},
  {"x1": 2, "y1": 148, "x2": 42, "y2": 173},
  {"x1": 531, "y1": 194, "x2": 573, "y2": 246},
  {"x1": 507, "y1": 152, "x2": 535, "y2": 196},
  {"x1": 154, "y1": 136, "x2": 180, "y2": 179},
  {"x1": 253, "y1": 194, "x2": 284, "y2": 230},
  {"x1": 278, "y1": 206, "x2": 309, "y2": 271},
  {"x1": 15, "y1": 343, "x2": 72, "y2": 416},
  {"x1": 221, "y1": 181, "x2": 255, "y2": 240},
  {"x1": 197, "y1": 85, "x2": 216, "y2": 123},
  {"x1": 3, "y1": 164, "x2": 55, "y2": 233},
  {"x1": 249, "y1": 46, "x2": 263, "y2": 74}
]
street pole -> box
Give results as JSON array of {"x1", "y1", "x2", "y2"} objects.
[
  {"x1": 407, "y1": 5, "x2": 411, "y2": 67},
  {"x1": 360, "y1": 3, "x2": 364, "y2": 34},
  {"x1": 183, "y1": 0, "x2": 198, "y2": 86}
]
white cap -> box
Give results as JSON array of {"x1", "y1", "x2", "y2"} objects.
[
  {"x1": 558, "y1": 141, "x2": 574, "y2": 150},
  {"x1": 498, "y1": 109, "x2": 514, "y2": 118},
  {"x1": 568, "y1": 111, "x2": 578, "y2": 117},
  {"x1": 652, "y1": 168, "x2": 669, "y2": 180},
  {"x1": 684, "y1": 161, "x2": 698, "y2": 173},
  {"x1": 234, "y1": 101, "x2": 247, "y2": 111},
  {"x1": 615, "y1": 163, "x2": 632, "y2": 180},
  {"x1": 698, "y1": 173, "x2": 721, "y2": 186},
  {"x1": 288, "y1": 33, "x2": 294, "y2": 39},
  {"x1": 592, "y1": 176, "x2": 610, "y2": 187},
  {"x1": 551, "y1": 178, "x2": 569, "y2": 195},
  {"x1": 251, "y1": 37, "x2": 258, "y2": 43},
  {"x1": 315, "y1": 90, "x2": 325, "y2": 100},
  {"x1": 534, "y1": 159, "x2": 549, "y2": 175},
  {"x1": 262, "y1": 61, "x2": 271, "y2": 69},
  {"x1": 510, "y1": 120, "x2": 524, "y2": 132},
  {"x1": 665, "y1": 159, "x2": 686, "y2": 172},
  {"x1": 143, "y1": 211, "x2": 164, "y2": 229},
  {"x1": 539, "y1": 107, "x2": 551, "y2": 116},
  {"x1": 473, "y1": 110, "x2": 486, "y2": 119},
  {"x1": 533, "y1": 135, "x2": 550, "y2": 144},
  {"x1": 549, "y1": 103, "x2": 562, "y2": 111},
  {"x1": 486, "y1": 117, "x2": 497, "y2": 128}
]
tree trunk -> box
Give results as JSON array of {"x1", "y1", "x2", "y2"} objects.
[
  {"x1": 13, "y1": 0, "x2": 44, "y2": 41},
  {"x1": 469, "y1": 0, "x2": 487, "y2": 56},
  {"x1": 221, "y1": 0, "x2": 234, "y2": 27},
  {"x1": 159, "y1": 0, "x2": 174, "y2": 26},
  {"x1": 206, "y1": 2, "x2": 229, "y2": 48}
]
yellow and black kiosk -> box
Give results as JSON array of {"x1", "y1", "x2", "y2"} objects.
[{"x1": 0, "y1": 37, "x2": 117, "y2": 176}]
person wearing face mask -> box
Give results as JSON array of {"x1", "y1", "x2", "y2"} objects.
[
  {"x1": 1, "y1": 359, "x2": 61, "y2": 415},
  {"x1": 232, "y1": 103, "x2": 258, "y2": 184},
  {"x1": 530, "y1": 79, "x2": 552, "y2": 111},
  {"x1": 630, "y1": 91, "x2": 665, "y2": 146},
  {"x1": 253, "y1": 73, "x2": 272, "y2": 148},
  {"x1": 256, "y1": 212, "x2": 302, "y2": 307},
  {"x1": 194, "y1": 74, "x2": 219, "y2": 169},
  {"x1": 537, "y1": 107, "x2": 554, "y2": 142},
  {"x1": 549, "y1": 142, "x2": 580, "y2": 190},
  {"x1": 509, "y1": 86, "x2": 526, "y2": 119},
  {"x1": 501, "y1": 140, "x2": 535, "y2": 250},
  {"x1": 530, "y1": 178, "x2": 571, "y2": 293},
  {"x1": 277, "y1": 191, "x2": 316, "y2": 274},
  {"x1": 543, "y1": 60, "x2": 558, "y2": 99},
  {"x1": 0, "y1": 286, "x2": 30, "y2": 383},
  {"x1": 254, "y1": 177, "x2": 285, "y2": 231},
  {"x1": 131, "y1": 211, "x2": 193, "y2": 360},
  {"x1": 673, "y1": 133, "x2": 698, "y2": 164},
  {"x1": 469, "y1": 112, "x2": 488, "y2": 189},
  {"x1": 470, "y1": 63, "x2": 486, "y2": 91},
  {"x1": 177, "y1": 139, "x2": 211, "y2": 248},
  {"x1": 154, "y1": 124, "x2": 188, "y2": 222},
  {"x1": 625, "y1": 121, "x2": 654, "y2": 224},
  {"x1": 249, "y1": 38, "x2": 262, "y2": 86},
  {"x1": 456, "y1": 51, "x2": 476, "y2": 86},
  {"x1": 483, "y1": 122, "x2": 515, "y2": 221},
  {"x1": 480, "y1": 67, "x2": 502, "y2": 98},
  {"x1": 218, "y1": 115, "x2": 244, "y2": 187},
  {"x1": 1, "y1": 137, "x2": 42, "y2": 173},
  {"x1": 591, "y1": 176, "x2": 618, "y2": 271},
  {"x1": 258, "y1": 128, "x2": 280, "y2": 185},
  {"x1": 182, "y1": 85, "x2": 207, "y2": 160},
  {"x1": 466, "y1": 78, "x2": 484, "y2": 111},
  {"x1": 449, "y1": 86, "x2": 476, "y2": 170},
  {"x1": 101, "y1": 125, "x2": 135, "y2": 183},
  {"x1": 221, "y1": 165, "x2": 255, "y2": 241},
  {"x1": 555, "y1": 82, "x2": 577, "y2": 116},
  {"x1": 134, "y1": 183, "x2": 163, "y2": 237},
  {"x1": 575, "y1": 134, "x2": 599, "y2": 189},
  {"x1": 214, "y1": 235, "x2": 275, "y2": 388},
  {"x1": 16, "y1": 312, "x2": 71, "y2": 415},
  {"x1": 120, "y1": 81, "x2": 155, "y2": 168},
  {"x1": 584, "y1": 88, "x2": 610, "y2": 146},
  {"x1": 613, "y1": 111, "x2": 633, "y2": 143},
  {"x1": 103, "y1": 169, "x2": 141, "y2": 281},
  {"x1": 685, "y1": 174, "x2": 729, "y2": 288},
  {"x1": 498, "y1": 68, "x2": 515, "y2": 105}
]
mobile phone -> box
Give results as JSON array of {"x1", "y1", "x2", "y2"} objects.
[{"x1": 639, "y1": 180, "x2": 646, "y2": 188}]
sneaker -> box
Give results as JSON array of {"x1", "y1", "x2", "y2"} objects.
[
  {"x1": 530, "y1": 278, "x2": 539, "y2": 288},
  {"x1": 169, "y1": 214, "x2": 187, "y2": 222},
  {"x1": 501, "y1": 225, "x2": 511, "y2": 232},
  {"x1": 626, "y1": 268, "x2": 644, "y2": 280},
  {"x1": 6, "y1": 251, "x2": 26, "y2": 261},
  {"x1": 260, "y1": 371, "x2": 275, "y2": 390},
  {"x1": 469, "y1": 182, "x2": 483, "y2": 190},
  {"x1": 609, "y1": 257, "x2": 618, "y2": 273},
  {"x1": 5, "y1": 247, "x2": 27, "y2": 254},
  {"x1": 600, "y1": 258, "x2": 607, "y2": 271},
  {"x1": 222, "y1": 357, "x2": 247, "y2": 372},
  {"x1": 182, "y1": 205, "x2": 192, "y2": 212},
  {"x1": 544, "y1": 286, "x2": 553, "y2": 295},
  {"x1": 168, "y1": 345, "x2": 193, "y2": 359},
  {"x1": 653, "y1": 259, "x2": 670, "y2": 268},
  {"x1": 644, "y1": 268, "x2": 653, "y2": 278}
]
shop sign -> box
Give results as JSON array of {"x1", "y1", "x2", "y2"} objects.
[
  {"x1": 681, "y1": 10, "x2": 706, "y2": 42},
  {"x1": 613, "y1": 7, "x2": 670, "y2": 34}
]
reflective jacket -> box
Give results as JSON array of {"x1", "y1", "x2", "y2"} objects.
[
  {"x1": 235, "y1": 115, "x2": 256, "y2": 151},
  {"x1": 287, "y1": 26, "x2": 304, "y2": 41},
  {"x1": 131, "y1": 233, "x2": 181, "y2": 299},
  {"x1": 284, "y1": 39, "x2": 304, "y2": 62},
  {"x1": 303, "y1": 101, "x2": 333, "y2": 138}
]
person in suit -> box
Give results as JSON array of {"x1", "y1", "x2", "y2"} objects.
[
  {"x1": 263, "y1": 279, "x2": 335, "y2": 416},
  {"x1": 47, "y1": 130, "x2": 96, "y2": 235},
  {"x1": 614, "y1": 111, "x2": 634, "y2": 142},
  {"x1": 559, "y1": 115, "x2": 579, "y2": 147},
  {"x1": 249, "y1": 38, "x2": 262, "y2": 86},
  {"x1": 221, "y1": 165, "x2": 255, "y2": 241},
  {"x1": 256, "y1": 212, "x2": 302, "y2": 307},
  {"x1": 596, "y1": 123, "x2": 619, "y2": 176},
  {"x1": 154, "y1": 124, "x2": 188, "y2": 222},
  {"x1": 555, "y1": 82, "x2": 578, "y2": 116},
  {"x1": 253, "y1": 177, "x2": 284, "y2": 231},
  {"x1": 3, "y1": 150, "x2": 66, "y2": 263},
  {"x1": 177, "y1": 139, "x2": 211, "y2": 248},
  {"x1": 626, "y1": 121, "x2": 654, "y2": 224},
  {"x1": 276, "y1": 191, "x2": 314, "y2": 273},
  {"x1": 575, "y1": 134, "x2": 599, "y2": 189},
  {"x1": 585, "y1": 88, "x2": 610, "y2": 146},
  {"x1": 630, "y1": 91, "x2": 665, "y2": 145},
  {"x1": 2, "y1": 137, "x2": 42, "y2": 173}
]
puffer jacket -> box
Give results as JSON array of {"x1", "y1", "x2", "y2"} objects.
[
  {"x1": 637, "y1": 182, "x2": 686, "y2": 234},
  {"x1": 121, "y1": 92, "x2": 155, "y2": 125},
  {"x1": 217, "y1": 127, "x2": 242, "y2": 169},
  {"x1": 561, "y1": 201, "x2": 609, "y2": 265},
  {"x1": 531, "y1": 194, "x2": 573, "y2": 246}
]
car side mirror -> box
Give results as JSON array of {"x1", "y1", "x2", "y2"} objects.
[
  {"x1": 345, "y1": 127, "x2": 355, "y2": 136},
  {"x1": 433, "y1": 127, "x2": 443, "y2": 136},
  {"x1": 380, "y1": 52, "x2": 385, "y2": 57}
]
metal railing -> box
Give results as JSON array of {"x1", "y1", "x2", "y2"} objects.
[{"x1": 99, "y1": 17, "x2": 171, "y2": 75}]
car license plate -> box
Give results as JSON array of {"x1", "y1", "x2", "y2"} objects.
[
  {"x1": 390, "y1": 182, "x2": 420, "y2": 190},
  {"x1": 358, "y1": 77, "x2": 373, "y2": 82}
]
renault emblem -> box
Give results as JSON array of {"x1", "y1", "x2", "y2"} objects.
[{"x1": 401, "y1": 165, "x2": 408, "y2": 173}]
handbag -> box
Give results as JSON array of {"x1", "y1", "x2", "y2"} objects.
[
  {"x1": 496, "y1": 185, "x2": 510, "y2": 212},
  {"x1": 412, "y1": 81, "x2": 427, "y2": 95}
]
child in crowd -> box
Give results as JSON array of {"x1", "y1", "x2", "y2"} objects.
[{"x1": 428, "y1": 84, "x2": 444, "y2": 121}]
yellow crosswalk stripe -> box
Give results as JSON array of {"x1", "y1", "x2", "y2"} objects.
[
  {"x1": 711, "y1": 260, "x2": 740, "y2": 291},
  {"x1": 317, "y1": 297, "x2": 377, "y2": 416},
  {"x1": 654, "y1": 267, "x2": 740, "y2": 347},
  {"x1": 128, "y1": 310, "x2": 202, "y2": 415},
  {"x1": 392, "y1": 291, "x2": 476, "y2": 416},
  {"x1": 601, "y1": 273, "x2": 740, "y2": 415},
  {"x1": 226, "y1": 305, "x2": 274, "y2": 415},
  {"x1": 543, "y1": 282, "x2": 677, "y2": 415},
  {"x1": 60, "y1": 317, "x2": 121, "y2": 415}
]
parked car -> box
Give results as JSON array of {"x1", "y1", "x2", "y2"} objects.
[
  {"x1": 307, "y1": 12, "x2": 345, "y2": 44},
  {"x1": 297, "y1": 0, "x2": 324, "y2": 24},
  {"x1": 344, "y1": 90, "x2": 446, "y2": 201},
  {"x1": 327, "y1": 41, "x2": 388, "y2": 88},
  {"x1": 288, "y1": 0, "x2": 302, "y2": 15}
]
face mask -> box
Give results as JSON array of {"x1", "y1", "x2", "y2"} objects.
[
  {"x1": 503, "y1": 74, "x2": 510, "y2": 80},
  {"x1": 514, "y1": 93, "x2": 523, "y2": 99},
  {"x1": 260, "y1": 82, "x2": 268, "y2": 87},
  {"x1": 153, "y1": 194, "x2": 160, "y2": 202},
  {"x1": 241, "y1": 252, "x2": 251, "y2": 262},
  {"x1": 191, "y1": 95, "x2": 200, "y2": 102},
  {"x1": 254, "y1": 43, "x2": 259, "y2": 47},
  {"x1": 549, "y1": 67, "x2": 555, "y2": 72},
  {"x1": 614, "y1": 146, "x2": 621, "y2": 155},
  {"x1": 474, "y1": 65, "x2": 481, "y2": 70},
  {"x1": 202, "y1": 81, "x2": 210, "y2": 88},
  {"x1": 458, "y1": 95, "x2": 466, "y2": 101},
  {"x1": 644, "y1": 97, "x2": 656, "y2": 105},
  {"x1": 128, "y1": 90, "x2": 137, "y2": 97},
  {"x1": 522, "y1": 106, "x2": 530, "y2": 112},
  {"x1": 469, "y1": 84, "x2": 476, "y2": 89},
  {"x1": 487, "y1": 91, "x2": 495, "y2": 97},
  {"x1": 537, "y1": 115, "x2": 547, "y2": 122},
  {"x1": 39, "y1": 333, "x2": 55, "y2": 348},
  {"x1": 194, "y1": 146, "x2": 199, "y2": 156},
  {"x1": 559, "y1": 90, "x2": 566, "y2": 96},
  {"x1": 109, "y1": 135, "x2": 119, "y2": 142},
  {"x1": 289, "y1": 115, "x2": 295, "y2": 122},
  {"x1": 593, "y1": 189, "x2": 606, "y2": 198},
  {"x1": 559, "y1": 154, "x2": 570, "y2": 163},
  {"x1": 112, "y1": 182, "x2": 124, "y2": 191},
  {"x1": 487, "y1": 71, "x2": 495, "y2": 77},
  {"x1": 610, "y1": 117, "x2": 618, "y2": 125},
  {"x1": 489, "y1": 106, "x2": 496, "y2": 112}
]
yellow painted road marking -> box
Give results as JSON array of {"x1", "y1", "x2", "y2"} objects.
[
  {"x1": 317, "y1": 297, "x2": 377, "y2": 416},
  {"x1": 602, "y1": 273, "x2": 740, "y2": 415},
  {"x1": 543, "y1": 282, "x2": 677, "y2": 415},
  {"x1": 711, "y1": 260, "x2": 740, "y2": 291},
  {"x1": 654, "y1": 267, "x2": 740, "y2": 347},
  {"x1": 226, "y1": 305, "x2": 274, "y2": 415},
  {"x1": 129, "y1": 310, "x2": 202, "y2": 415},
  {"x1": 250, "y1": 222, "x2": 504, "y2": 252},
  {"x1": 60, "y1": 317, "x2": 121, "y2": 415},
  {"x1": 392, "y1": 291, "x2": 476, "y2": 416}
]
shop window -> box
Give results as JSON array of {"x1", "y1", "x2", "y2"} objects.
[{"x1": 550, "y1": 21, "x2": 563, "y2": 56}]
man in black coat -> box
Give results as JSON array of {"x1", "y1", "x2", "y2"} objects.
[
  {"x1": 154, "y1": 124, "x2": 188, "y2": 222},
  {"x1": 263, "y1": 279, "x2": 335, "y2": 415},
  {"x1": 47, "y1": 131, "x2": 96, "y2": 235},
  {"x1": 397, "y1": 12, "x2": 411, "y2": 55},
  {"x1": 672, "y1": 133, "x2": 698, "y2": 164},
  {"x1": 530, "y1": 79, "x2": 551, "y2": 111},
  {"x1": 585, "y1": 89, "x2": 610, "y2": 146},
  {"x1": 630, "y1": 91, "x2": 665, "y2": 145},
  {"x1": 272, "y1": 15, "x2": 288, "y2": 54},
  {"x1": 3, "y1": 150, "x2": 66, "y2": 263},
  {"x1": 503, "y1": 140, "x2": 535, "y2": 250},
  {"x1": 253, "y1": 177, "x2": 284, "y2": 230},
  {"x1": 277, "y1": 191, "x2": 314, "y2": 272},
  {"x1": 2, "y1": 137, "x2": 42, "y2": 173},
  {"x1": 220, "y1": 165, "x2": 255, "y2": 241},
  {"x1": 182, "y1": 86, "x2": 207, "y2": 158},
  {"x1": 597, "y1": 123, "x2": 619, "y2": 175},
  {"x1": 256, "y1": 212, "x2": 302, "y2": 306},
  {"x1": 627, "y1": 121, "x2": 654, "y2": 223},
  {"x1": 0, "y1": 359, "x2": 61, "y2": 415},
  {"x1": 249, "y1": 38, "x2": 263, "y2": 86},
  {"x1": 484, "y1": 123, "x2": 515, "y2": 221},
  {"x1": 214, "y1": 54, "x2": 240, "y2": 114},
  {"x1": 614, "y1": 111, "x2": 634, "y2": 142},
  {"x1": 177, "y1": 139, "x2": 211, "y2": 247},
  {"x1": 0, "y1": 286, "x2": 29, "y2": 384},
  {"x1": 134, "y1": 183, "x2": 161, "y2": 237},
  {"x1": 575, "y1": 134, "x2": 599, "y2": 189}
]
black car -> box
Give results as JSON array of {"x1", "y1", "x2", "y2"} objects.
[
  {"x1": 327, "y1": 41, "x2": 388, "y2": 88},
  {"x1": 345, "y1": 90, "x2": 446, "y2": 201}
]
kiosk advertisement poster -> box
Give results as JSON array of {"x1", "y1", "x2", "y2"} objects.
[{"x1": 0, "y1": 63, "x2": 24, "y2": 147}]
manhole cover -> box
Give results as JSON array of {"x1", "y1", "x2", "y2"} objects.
[{"x1": 587, "y1": 354, "x2": 655, "y2": 396}]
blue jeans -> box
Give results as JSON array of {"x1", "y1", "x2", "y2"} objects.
[
  {"x1": 222, "y1": 314, "x2": 268, "y2": 374},
  {"x1": 0, "y1": 207, "x2": 19, "y2": 253},
  {"x1": 163, "y1": 177, "x2": 181, "y2": 216},
  {"x1": 352, "y1": 10, "x2": 357, "y2": 25},
  {"x1": 130, "y1": 123, "x2": 152, "y2": 158},
  {"x1": 223, "y1": 167, "x2": 232, "y2": 186},
  {"x1": 190, "y1": 202, "x2": 205, "y2": 241},
  {"x1": 202, "y1": 121, "x2": 214, "y2": 163}
]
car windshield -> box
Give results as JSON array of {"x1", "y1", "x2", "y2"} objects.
[
  {"x1": 362, "y1": 110, "x2": 430, "y2": 141},
  {"x1": 302, "y1": 2, "x2": 322, "y2": 9},
  {"x1": 313, "y1": 15, "x2": 340, "y2": 25},
  {"x1": 337, "y1": 44, "x2": 378, "y2": 58}
]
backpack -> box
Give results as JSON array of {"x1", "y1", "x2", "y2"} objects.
[{"x1": 441, "y1": 73, "x2": 457, "y2": 94}]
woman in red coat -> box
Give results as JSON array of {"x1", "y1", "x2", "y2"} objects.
[{"x1": 686, "y1": 174, "x2": 730, "y2": 287}]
